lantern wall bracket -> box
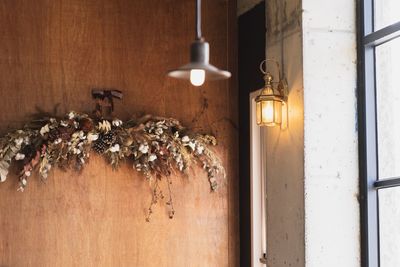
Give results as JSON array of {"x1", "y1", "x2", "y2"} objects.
[{"x1": 259, "y1": 59, "x2": 288, "y2": 102}]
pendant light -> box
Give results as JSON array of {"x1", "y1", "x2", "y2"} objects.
[{"x1": 167, "y1": 0, "x2": 231, "y2": 86}]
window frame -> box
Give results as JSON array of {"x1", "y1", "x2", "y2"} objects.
[{"x1": 358, "y1": 0, "x2": 400, "y2": 266}]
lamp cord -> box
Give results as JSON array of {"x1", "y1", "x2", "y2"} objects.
[{"x1": 196, "y1": 0, "x2": 202, "y2": 40}]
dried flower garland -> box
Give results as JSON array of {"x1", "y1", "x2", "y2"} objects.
[{"x1": 0, "y1": 111, "x2": 224, "y2": 220}]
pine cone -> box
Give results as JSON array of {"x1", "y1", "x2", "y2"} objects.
[
  {"x1": 102, "y1": 131, "x2": 116, "y2": 145},
  {"x1": 93, "y1": 141, "x2": 107, "y2": 154}
]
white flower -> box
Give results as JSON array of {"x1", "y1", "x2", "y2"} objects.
[
  {"x1": 112, "y1": 119, "x2": 122, "y2": 127},
  {"x1": 23, "y1": 136, "x2": 30, "y2": 144},
  {"x1": 15, "y1": 153, "x2": 25, "y2": 160},
  {"x1": 49, "y1": 118, "x2": 56, "y2": 123},
  {"x1": 40, "y1": 124, "x2": 50, "y2": 136},
  {"x1": 156, "y1": 120, "x2": 165, "y2": 126},
  {"x1": 24, "y1": 171, "x2": 31, "y2": 177},
  {"x1": 71, "y1": 132, "x2": 80, "y2": 140},
  {"x1": 73, "y1": 148, "x2": 81, "y2": 154},
  {"x1": 196, "y1": 145, "x2": 204, "y2": 155},
  {"x1": 54, "y1": 138, "x2": 62, "y2": 144},
  {"x1": 87, "y1": 133, "x2": 99, "y2": 142},
  {"x1": 98, "y1": 120, "x2": 111, "y2": 132},
  {"x1": 155, "y1": 128, "x2": 163, "y2": 135},
  {"x1": 138, "y1": 143, "x2": 149, "y2": 154},
  {"x1": 14, "y1": 137, "x2": 24, "y2": 146},
  {"x1": 187, "y1": 141, "x2": 196, "y2": 151},
  {"x1": 178, "y1": 162, "x2": 184, "y2": 171},
  {"x1": 78, "y1": 131, "x2": 85, "y2": 139},
  {"x1": 21, "y1": 178, "x2": 27, "y2": 186},
  {"x1": 109, "y1": 144, "x2": 120, "y2": 153},
  {"x1": 68, "y1": 111, "x2": 76, "y2": 120},
  {"x1": 148, "y1": 154, "x2": 157, "y2": 162},
  {"x1": 60, "y1": 120, "x2": 69, "y2": 127},
  {"x1": 182, "y1": 136, "x2": 190, "y2": 143},
  {"x1": 0, "y1": 168, "x2": 8, "y2": 182}
]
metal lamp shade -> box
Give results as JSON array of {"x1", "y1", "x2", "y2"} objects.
[{"x1": 167, "y1": 40, "x2": 231, "y2": 81}]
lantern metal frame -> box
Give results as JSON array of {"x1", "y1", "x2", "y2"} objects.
[{"x1": 255, "y1": 59, "x2": 288, "y2": 128}]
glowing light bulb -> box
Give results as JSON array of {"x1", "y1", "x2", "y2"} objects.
[{"x1": 190, "y1": 69, "x2": 206, "y2": 86}]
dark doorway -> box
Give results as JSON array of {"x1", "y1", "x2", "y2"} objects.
[{"x1": 238, "y1": 1, "x2": 266, "y2": 266}]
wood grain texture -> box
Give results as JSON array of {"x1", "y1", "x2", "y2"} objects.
[{"x1": 0, "y1": 0, "x2": 238, "y2": 266}]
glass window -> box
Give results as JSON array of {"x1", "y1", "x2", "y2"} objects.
[
  {"x1": 359, "y1": 0, "x2": 400, "y2": 266},
  {"x1": 375, "y1": 0, "x2": 400, "y2": 30},
  {"x1": 379, "y1": 187, "x2": 400, "y2": 267},
  {"x1": 376, "y1": 37, "x2": 400, "y2": 179}
]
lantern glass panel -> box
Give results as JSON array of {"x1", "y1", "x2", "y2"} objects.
[{"x1": 273, "y1": 100, "x2": 282, "y2": 125}]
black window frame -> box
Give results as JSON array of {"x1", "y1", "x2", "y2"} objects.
[{"x1": 358, "y1": 0, "x2": 400, "y2": 266}]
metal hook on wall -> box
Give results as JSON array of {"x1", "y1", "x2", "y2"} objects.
[{"x1": 91, "y1": 89, "x2": 123, "y2": 118}]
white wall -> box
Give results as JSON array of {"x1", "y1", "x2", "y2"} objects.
[{"x1": 302, "y1": 0, "x2": 360, "y2": 266}]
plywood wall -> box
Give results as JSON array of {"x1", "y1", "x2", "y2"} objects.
[{"x1": 0, "y1": 0, "x2": 238, "y2": 266}]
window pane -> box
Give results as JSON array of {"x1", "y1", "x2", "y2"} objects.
[
  {"x1": 376, "y1": 37, "x2": 400, "y2": 179},
  {"x1": 375, "y1": 0, "x2": 400, "y2": 30},
  {"x1": 379, "y1": 187, "x2": 400, "y2": 267}
]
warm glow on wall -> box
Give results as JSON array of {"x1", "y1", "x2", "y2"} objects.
[{"x1": 255, "y1": 60, "x2": 287, "y2": 128}]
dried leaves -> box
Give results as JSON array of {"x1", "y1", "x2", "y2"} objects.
[{"x1": 0, "y1": 112, "x2": 225, "y2": 219}]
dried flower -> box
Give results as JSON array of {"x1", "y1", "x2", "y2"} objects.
[
  {"x1": 68, "y1": 111, "x2": 77, "y2": 120},
  {"x1": 0, "y1": 167, "x2": 8, "y2": 182},
  {"x1": 109, "y1": 144, "x2": 120, "y2": 153},
  {"x1": 87, "y1": 133, "x2": 99, "y2": 142},
  {"x1": 155, "y1": 128, "x2": 163, "y2": 135},
  {"x1": 40, "y1": 125, "x2": 50, "y2": 136},
  {"x1": 148, "y1": 154, "x2": 157, "y2": 162},
  {"x1": 112, "y1": 119, "x2": 122, "y2": 127},
  {"x1": 14, "y1": 137, "x2": 24, "y2": 146},
  {"x1": 98, "y1": 120, "x2": 111, "y2": 132},
  {"x1": 60, "y1": 120, "x2": 69, "y2": 127},
  {"x1": 139, "y1": 143, "x2": 149, "y2": 154},
  {"x1": 15, "y1": 153, "x2": 25, "y2": 160},
  {"x1": 187, "y1": 142, "x2": 196, "y2": 151},
  {"x1": 196, "y1": 145, "x2": 204, "y2": 155}
]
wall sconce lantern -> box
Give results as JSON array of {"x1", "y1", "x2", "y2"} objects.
[
  {"x1": 167, "y1": 0, "x2": 231, "y2": 86},
  {"x1": 255, "y1": 59, "x2": 288, "y2": 128}
]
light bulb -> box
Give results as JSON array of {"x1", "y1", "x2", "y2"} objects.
[{"x1": 190, "y1": 69, "x2": 206, "y2": 86}]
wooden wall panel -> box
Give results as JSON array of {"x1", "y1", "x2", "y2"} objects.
[{"x1": 0, "y1": 0, "x2": 238, "y2": 266}]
